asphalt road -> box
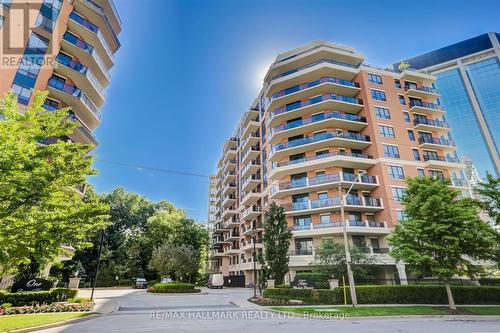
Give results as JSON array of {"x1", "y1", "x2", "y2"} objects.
[{"x1": 36, "y1": 288, "x2": 500, "y2": 333}]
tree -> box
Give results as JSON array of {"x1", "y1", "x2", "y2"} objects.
[
  {"x1": 0, "y1": 92, "x2": 110, "y2": 278},
  {"x1": 260, "y1": 202, "x2": 292, "y2": 285},
  {"x1": 389, "y1": 177, "x2": 499, "y2": 310},
  {"x1": 149, "y1": 243, "x2": 199, "y2": 282},
  {"x1": 474, "y1": 173, "x2": 500, "y2": 226},
  {"x1": 312, "y1": 239, "x2": 374, "y2": 281}
]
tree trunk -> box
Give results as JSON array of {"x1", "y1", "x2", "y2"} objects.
[{"x1": 444, "y1": 282, "x2": 456, "y2": 310}]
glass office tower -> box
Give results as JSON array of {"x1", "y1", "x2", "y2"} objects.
[{"x1": 395, "y1": 32, "x2": 500, "y2": 177}]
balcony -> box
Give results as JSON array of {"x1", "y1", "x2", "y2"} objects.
[
  {"x1": 241, "y1": 133, "x2": 260, "y2": 151},
  {"x1": 222, "y1": 159, "x2": 237, "y2": 174},
  {"x1": 270, "y1": 131, "x2": 371, "y2": 161},
  {"x1": 267, "y1": 76, "x2": 360, "y2": 112},
  {"x1": 222, "y1": 194, "x2": 236, "y2": 208},
  {"x1": 282, "y1": 195, "x2": 383, "y2": 216},
  {"x1": 222, "y1": 207, "x2": 237, "y2": 220},
  {"x1": 241, "y1": 119, "x2": 260, "y2": 140},
  {"x1": 241, "y1": 205, "x2": 261, "y2": 221},
  {"x1": 212, "y1": 222, "x2": 230, "y2": 234},
  {"x1": 404, "y1": 84, "x2": 439, "y2": 99},
  {"x1": 450, "y1": 178, "x2": 470, "y2": 189},
  {"x1": 240, "y1": 239, "x2": 264, "y2": 252},
  {"x1": 418, "y1": 136, "x2": 456, "y2": 151},
  {"x1": 240, "y1": 190, "x2": 261, "y2": 206},
  {"x1": 269, "y1": 111, "x2": 367, "y2": 144},
  {"x1": 399, "y1": 69, "x2": 435, "y2": 84},
  {"x1": 241, "y1": 145, "x2": 260, "y2": 165},
  {"x1": 223, "y1": 137, "x2": 238, "y2": 153},
  {"x1": 55, "y1": 53, "x2": 105, "y2": 107},
  {"x1": 46, "y1": 77, "x2": 101, "y2": 130},
  {"x1": 222, "y1": 182, "x2": 236, "y2": 196},
  {"x1": 409, "y1": 100, "x2": 445, "y2": 116},
  {"x1": 225, "y1": 217, "x2": 240, "y2": 227},
  {"x1": 270, "y1": 173, "x2": 379, "y2": 199},
  {"x1": 268, "y1": 93, "x2": 364, "y2": 127},
  {"x1": 67, "y1": 12, "x2": 114, "y2": 69},
  {"x1": 269, "y1": 151, "x2": 376, "y2": 180},
  {"x1": 242, "y1": 160, "x2": 261, "y2": 178},
  {"x1": 61, "y1": 32, "x2": 110, "y2": 86},
  {"x1": 68, "y1": 113, "x2": 98, "y2": 146},
  {"x1": 222, "y1": 170, "x2": 236, "y2": 185},
  {"x1": 413, "y1": 118, "x2": 450, "y2": 134},
  {"x1": 224, "y1": 245, "x2": 240, "y2": 255},
  {"x1": 422, "y1": 155, "x2": 462, "y2": 169},
  {"x1": 242, "y1": 174, "x2": 261, "y2": 192},
  {"x1": 241, "y1": 221, "x2": 263, "y2": 236},
  {"x1": 290, "y1": 220, "x2": 390, "y2": 237}
]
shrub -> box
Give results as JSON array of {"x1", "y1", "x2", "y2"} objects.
[
  {"x1": 264, "y1": 285, "x2": 500, "y2": 305},
  {"x1": 0, "y1": 288, "x2": 77, "y2": 307},
  {"x1": 2, "y1": 302, "x2": 94, "y2": 315},
  {"x1": 275, "y1": 284, "x2": 292, "y2": 289},
  {"x1": 148, "y1": 283, "x2": 200, "y2": 293}
]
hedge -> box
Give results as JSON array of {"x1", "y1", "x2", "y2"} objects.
[
  {"x1": 0, "y1": 288, "x2": 77, "y2": 307},
  {"x1": 263, "y1": 285, "x2": 500, "y2": 305},
  {"x1": 148, "y1": 283, "x2": 201, "y2": 293}
]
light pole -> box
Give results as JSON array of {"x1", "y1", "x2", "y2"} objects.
[
  {"x1": 252, "y1": 223, "x2": 257, "y2": 298},
  {"x1": 339, "y1": 170, "x2": 367, "y2": 308},
  {"x1": 90, "y1": 230, "x2": 105, "y2": 301}
]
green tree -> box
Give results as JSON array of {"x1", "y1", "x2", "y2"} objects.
[
  {"x1": 0, "y1": 92, "x2": 110, "y2": 278},
  {"x1": 389, "y1": 177, "x2": 499, "y2": 310},
  {"x1": 260, "y1": 202, "x2": 292, "y2": 285},
  {"x1": 149, "y1": 243, "x2": 199, "y2": 282},
  {"x1": 312, "y1": 239, "x2": 374, "y2": 281},
  {"x1": 474, "y1": 173, "x2": 500, "y2": 226}
]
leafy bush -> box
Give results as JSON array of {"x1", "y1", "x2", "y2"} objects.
[
  {"x1": 0, "y1": 288, "x2": 77, "y2": 307},
  {"x1": 148, "y1": 282, "x2": 200, "y2": 293},
  {"x1": 2, "y1": 302, "x2": 93, "y2": 315},
  {"x1": 275, "y1": 284, "x2": 292, "y2": 289},
  {"x1": 66, "y1": 297, "x2": 90, "y2": 304},
  {"x1": 264, "y1": 285, "x2": 500, "y2": 305}
]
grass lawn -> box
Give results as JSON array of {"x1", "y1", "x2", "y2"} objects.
[
  {"x1": 271, "y1": 306, "x2": 500, "y2": 317},
  {"x1": 0, "y1": 313, "x2": 95, "y2": 332}
]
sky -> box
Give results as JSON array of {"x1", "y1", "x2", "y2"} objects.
[{"x1": 91, "y1": 0, "x2": 500, "y2": 221}]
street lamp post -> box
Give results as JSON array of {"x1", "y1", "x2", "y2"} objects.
[
  {"x1": 339, "y1": 170, "x2": 367, "y2": 308},
  {"x1": 252, "y1": 224, "x2": 257, "y2": 298},
  {"x1": 90, "y1": 230, "x2": 105, "y2": 301}
]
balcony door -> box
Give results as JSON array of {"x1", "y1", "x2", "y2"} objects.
[{"x1": 295, "y1": 238, "x2": 313, "y2": 255}]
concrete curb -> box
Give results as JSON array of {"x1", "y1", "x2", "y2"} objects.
[
  {"x1": 266, "y1": 308, "x2": 500, "y2": 321},
  {"x1": 9, "y1": 313, "x2": 102, "y2": 333}
]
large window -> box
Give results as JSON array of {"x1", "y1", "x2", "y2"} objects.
[
  {"x1": 11, "y1": 84, "x2": 32, "y2": 105},
  {"x1": 392, "y1": 187, "x2": 407, "y2": 201},
  {"x1": 375, "y1": 106, "x2": 390, "y2": 119},
  {"x1": 17, "y1": 57, "x2": 41, "y2": 80},
  {"x1": 294, "y1": 216, "x2": 311, "y2": 230},
  {"x1": 379, "y1": 125, "x2": 395, "y2": 138},
  {"x1": 383, "y1": 145, "x2": 400, "y2": 158},
  {"x1": 387, "y1": 165, "x2": 405, "y2": 180},
  {"x1": 397, "y1": 210, "x2": 408, "y2": 222},
  {"x1": 368, "y1": 73, "x2": 383, "y2": 84},
  {"x1": 295, "y1": 238, "x2": 313, "y2": 255},
  {"x1": 371, "y1": 89, "x2": 387, "y2": 101}
]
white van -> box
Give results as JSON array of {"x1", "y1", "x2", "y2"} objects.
[{"x1": 208, "y1": 274, "x2": 224, "y2": 289}]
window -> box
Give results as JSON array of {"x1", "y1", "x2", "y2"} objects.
[
  {"x1": 35, "y1": 13, "x2": 55, "y2": 32},
  {"x1": 317, "y1": 192, "x2": 328, "y2": 201},
  {"x1": 412, "y1": 149, "x2": 421, "y2": 161},
  {"x1": 388, "y1": 165, "x2": 405, "y2": 180},
  {"x1": 394, "y1": 79, "x2": 401, "y2": 89},
  {"x1": 295, "y1": 238, "x2": 313, "y2": 255},
  {"x1": 397, "y1": 210, "x2": 408, "y2": 222},
  {"x1": 375, "y1": 106, "x2": 391, "y2": 119},
  {"x1": 17, "y1": 57, "x2": 41, "y2": 79},
  {"x1": 368, "y1": 73, "x2": 383, "y2": 84},
  {"x1": 320, "y1": 214, "x2": 330, "y2": 224},
  {"x1": 407, "y1": 129, "x2": 415, "y2": 141},
  {"x1": 25, "y1": 33, "x2": 49, "y2": 55},
  {"x1": 429, "y1": 170, "x2": 445, "y2": 180},
  {"x1": 43, "y1": 98, "x2": 59, "y2": 111},
  {"x1": 403, "y1": 111, "x2": 411, "y2": 123},
  {"x1": 371, "y1": 89, "x2": 386, "y2": 101},
  {"x1": 0, "y1": 16, "x2": 4, "y2": 28},
  {"x1": 379, "y1": 125, "x2": 395, "y2": 138},
  {"x1": 11, "y1": 84, "x2": 32, "y2": 105},
  {"x1": 294, "y1": 216, "x2": 311, "y2": 230},
  {"x1": 398, "y1": 95, "x2": 405, "y2": 105},
  {"x1": 417, "y1": 168, "x2": 425, "y2": 177},
  {"x1": 392, "y1": 187, "x2": 407, "y2": 201},
  {"x1": 383, "y1": 145, "x2": 400, "y2": 158}
]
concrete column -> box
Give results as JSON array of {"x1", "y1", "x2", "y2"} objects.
[{"x1": 396, "y1": 262, "x2": 408, "y2": 285}]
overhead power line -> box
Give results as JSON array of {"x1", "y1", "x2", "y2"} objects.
[{"x1": 95, "y1": 159, "x2": 210, "y2": 179}]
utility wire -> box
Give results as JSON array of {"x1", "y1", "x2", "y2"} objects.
[{"x1": 95, "y1": 159, "x2": 210, "y2": 179}]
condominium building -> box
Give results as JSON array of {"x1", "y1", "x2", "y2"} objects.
[
  {"x1": 395, "y1": 32, "x2": 500, "y2": 177},
  {"x1": 0, "y1": 0, "x2": 122, "y2": 146},
  {"x1": 210, "y1": 40, "x2": 469, "y2": 286}
]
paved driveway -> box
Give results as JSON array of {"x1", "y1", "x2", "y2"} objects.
[{"x1": 37, "y1": 288, "x2": 500, "y2": 333}]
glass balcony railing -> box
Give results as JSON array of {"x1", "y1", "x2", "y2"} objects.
[
  {"x1": 423, "y1": 155, "x2": 460, "y2": 163},
  {"x1": 55, "y1": 54, "x2": 105, "y2": 97},
  {"x1": 270, "y1": 93, "x2": 363, "y2": 119},
  {"x1": 272, "y1": 131, "x2": 370, "y2": 154},
  {"x1": 68, "y1": 113, "x2": 97, "y2": 143},
  {"x1": 69, "y1": 12, "x2": 113, "y2": 60},
  {"x1": 275, "y1": 151, "x2": 373, "y2": 168},
  {"x1": 284, "y1": 195, "x2": 382, "y2": 212},
  {"x1": 409, "y1": 100, "x2": 444, "y2": 111},
  {"x1": 418, "y1": 136, "x2": 455, "y2": 147},
  {"x1": 404, "y1": 85, "x2": 438, "y2": 94},
  {"x1": 272, "y1": 58, "x2": 360, "y2": 81},
  {"x1": 413, "y1": 118, "x2": 449, "y2": 128},
  {"x1": 271, "y1": 111, "x2": 366, "y2": 135},
  {"x1": 271, "y1": 76, "x2": 359, "y2": 99},
  {"x1": 451, "y1": 178, "x2": 469, "y2": 187},
  {"x1": 47, "y1": 77, "x2": 101, "y2": 120},
  {"x1": 276, "y1": 173, "x2": 377, "y2": 191},
  {"x1": 81, "y1": 0, "x2": 121, "y2": 47},
  {"x1": 63, "y1": 32, "x2": 109, "y2": 81}
]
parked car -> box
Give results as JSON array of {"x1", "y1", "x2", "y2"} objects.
[
  {"x1": 133, "y1": 277, "x2": 148, "y2": 289},
  {"x1": 207, "y1": 274, "x2": 224, "y2": 289}
]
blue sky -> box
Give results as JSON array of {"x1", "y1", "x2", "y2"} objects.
[{"x1": 91, "y1": 0, "x2": 500, "y2": 221}]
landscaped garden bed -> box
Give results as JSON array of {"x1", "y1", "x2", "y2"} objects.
[{"x1": 147, "y1": 282, "x2": 201, "y2": 293}]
